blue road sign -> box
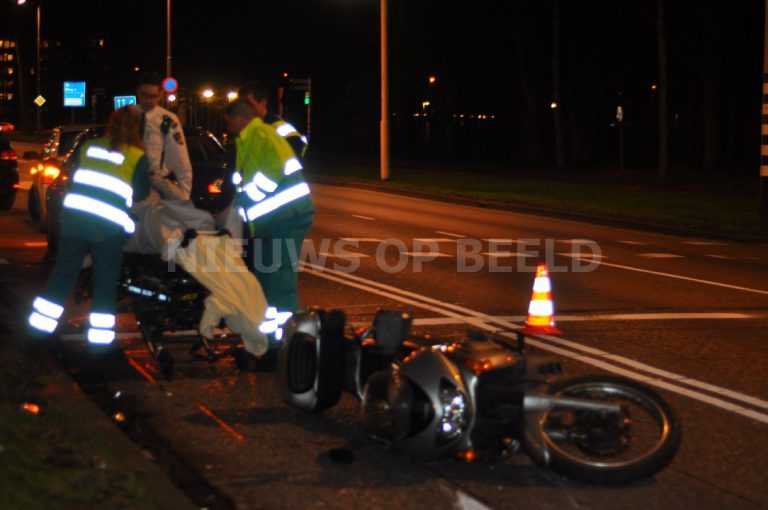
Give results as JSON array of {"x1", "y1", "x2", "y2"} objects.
[
  {"x1": 162, "y1": 77, "x2": 178, "y2": 94},
  {"x1": 114, "y1": 95, "x2": 137, "y2": 109},
  {"x1": 63, "y1": 81, "x2": 86, "y2": 107}
]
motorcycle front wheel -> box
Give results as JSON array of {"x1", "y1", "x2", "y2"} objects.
[{"x1": 528, "y1": 375, "x2": 681, "y2": 484}]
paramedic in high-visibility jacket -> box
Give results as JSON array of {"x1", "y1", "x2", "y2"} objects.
[
  {"x1": 223, "y1": 99, "x2": 315, "y2": 347},
  {"x1": 27, "y1": 106, "x2": 150, "y2": 345}
]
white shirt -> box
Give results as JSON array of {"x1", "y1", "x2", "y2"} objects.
[{"x1": 140, "y1": 105, "x2": 193, "y2": 199}]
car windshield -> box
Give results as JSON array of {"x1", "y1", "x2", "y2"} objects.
[{"x1": 186, "y1": 134, "x2": 224, "y2": 164}]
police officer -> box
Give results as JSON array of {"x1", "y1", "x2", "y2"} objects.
[
  {"x1": 28, "y1": 106, "x2": 150, "y2": 345},
  {"x1": 239, "y1": 81, "x2": 308, "y2": 162},
  {"x1": 137, "y1": 73, "x2": 193, "y2": 200},
  {"x1": 223, "y1": 99, "x2": 314, "y2": 352}
]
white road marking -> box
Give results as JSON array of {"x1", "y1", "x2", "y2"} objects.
[
  {"x1": 685, "y1": 241, "x2": 727, "y2": 246},
  {"x1": 481, "y1": 252, "x2": 534, "y2": 258},
  {"x1": 351, "y1": 214, "x2": 376, "y2": 221},
  {"x1": 453, "y1": 490, "x2": 494, "y2": 510},
  {"x1": 638, "y1": 253, "x2": 685, "y2": 259},
  {"x1": 558, "y1": 252, "x2": 606, "y2": 259},
  {"x1": 435, "y1": 231, "x2": 466, "y2": 238},
  {"x1": 556, "y1": 239, "x2": 595, "y2": 244},
  {"x1": 483, "y1": 239, "x2": 521, "y2": 244},
  {"x1": 318, "y1": 252, "x2": 370, "y2": 258},
  {"x1": 0, "y1": 259, "x2": 9, "y2": 265},
  {"x1": 401, "y1": 252, "x2": 453, "y2": 258},
  {"x1": 23, "y1": 242, "x2": 47, "y2": 247},
  {"x1": 569, "y1": 256, "x2": 768, "y2": 296},
  {"x1": 339, "y1": 237, "x2": 383, "y2": 242},
  {"x1": 413, "y1": 238, "x2": 459, "y2": 243},
  {"x1": 413, "y1": 312, "x2": 755, "y2": 326},
  {"x1": 706, "y1": 254, "x2": 731, "y2": 260},
  {"x1": 618, "y1": 240, "x2": 647, "y2": 245},
  {"x1": 301, "y1": 262, "x2": 768, "y2": 424}
]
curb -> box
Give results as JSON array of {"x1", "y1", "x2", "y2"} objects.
[{"x1": 307, "y1": 177, "x2": 768, "y2": 243}]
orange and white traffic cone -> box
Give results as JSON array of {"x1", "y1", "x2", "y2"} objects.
[{"x1": 521, "y1": 263, "x2": 562, "y2": 336}]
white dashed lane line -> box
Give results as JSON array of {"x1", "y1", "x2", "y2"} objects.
[
  {"x1": 351, "y1": 214, "x2": 376, "y2": 221},
  {"x1": 434, "y1": 230, "x2": 465, "y2": 238}
]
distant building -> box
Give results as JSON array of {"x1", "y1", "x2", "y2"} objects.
[{"x1": 0, "y1": 39, "x2": 18, "y2": 124}]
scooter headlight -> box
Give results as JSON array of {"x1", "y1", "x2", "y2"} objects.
[{"x1": 438, "y1": 379, "x2": 467, "y2": 441}]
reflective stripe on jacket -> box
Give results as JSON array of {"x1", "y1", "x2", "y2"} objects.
[
  {"x1": 233, "y1": 118, "x2": 313, "y2": 223},
  {"x1": 271, "y1": 119, "x2": 308, "y2": 159},
  {"x1": 63, "y1": 138, "x2": 143, "y2": 234}
]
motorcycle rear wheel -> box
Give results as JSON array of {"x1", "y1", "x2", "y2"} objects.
[{"x1": 529, "y1": 375, "x2": 681, "y2": 484}]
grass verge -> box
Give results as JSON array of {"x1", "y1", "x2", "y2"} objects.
[
  {"x1": 0, "y1": 339, "x2": 191, "y2": 510},
  {"x1": 305, "y1": 156, "x2": 764, "y2": 238}
]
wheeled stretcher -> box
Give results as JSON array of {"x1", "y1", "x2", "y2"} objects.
[{"x1": 117, "y1": 200, "x2": 268, "y2": 378}]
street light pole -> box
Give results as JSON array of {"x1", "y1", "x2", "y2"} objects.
[
  {"x1": 166, "y1": 0, "x2": 172, "y2": 77},
  {"x1": 380, "y1": 0, "x2": 390, "y2": 181},
  {"x1": 35, "y1": 1, "x2": 40, "y2": 133}
]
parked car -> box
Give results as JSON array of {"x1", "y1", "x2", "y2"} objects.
[
  {"x1": 0, "y1": 132, "x2": 19, "y2": 211},
  {"x1": 0, "y1": 121, "x2": 15, "y2": 132},
  {"x1": 27, "y1": 124, "x2": 98, "y2": 229},
  {"x1": 45, "y1": 126, "x2": 229, "y2": 254}
]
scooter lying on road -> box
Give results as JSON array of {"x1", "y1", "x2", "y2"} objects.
[{"x1": 278, "y1": 306, "x2": 681, "y2": 485}]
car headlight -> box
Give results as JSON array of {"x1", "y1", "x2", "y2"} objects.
[{"x1": 438, "y1": 379, "x2": 467, "y2": 441}]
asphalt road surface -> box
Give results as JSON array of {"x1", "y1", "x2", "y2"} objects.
[{"x1": 2, "y1": 174, "x2": 767, "y2": 510}]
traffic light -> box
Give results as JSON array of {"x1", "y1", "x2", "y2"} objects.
[{"x1": 304, "y1": 91, "x2": 310, "y2": 106}]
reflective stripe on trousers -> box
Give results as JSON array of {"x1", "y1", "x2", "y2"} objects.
[
  {"x1": 259, "y1": 307, "x2": 293, "y2": 342},
  {"x1": 28, "y1": 296, "x2": 65, "y2": 333}
]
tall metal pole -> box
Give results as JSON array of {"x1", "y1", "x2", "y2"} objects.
[
  {"x1": 380, "y1": 0, "x2": 390, "y2": 181},
  {"x1": 166, "y1": 0, "x2": 172, "y2": 77},
  {"x1": 35, "y1": 2, "x2": 40, "y2": 133},
  {"x1": 761, "y1": 0, "x2": 768, "y2": 230},
  {"x1": 306, "y1": 76, "x2": 312, "y2": 143}
]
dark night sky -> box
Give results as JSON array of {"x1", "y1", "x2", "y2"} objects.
[{"x1": 4, "y1": 0, "x2": 766, "y2": 171}]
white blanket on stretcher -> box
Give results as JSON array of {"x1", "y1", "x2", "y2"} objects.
[{"x1": 125, "y1": 199, "x2": 269, "y2": 356}]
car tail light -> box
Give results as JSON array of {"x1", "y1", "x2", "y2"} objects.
[
  {"x1": 207, "y1": 178, "x2": 224, "y2": 194},
  {"x1": 1, "y1": 149, "x2": 17, "y2": 161},
  {"x1": 41, "y1": 166, "x2": 60, "y2": 185},
  {"x1": 13, "y1": 183, "x2": 19, "y2": 189}
]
